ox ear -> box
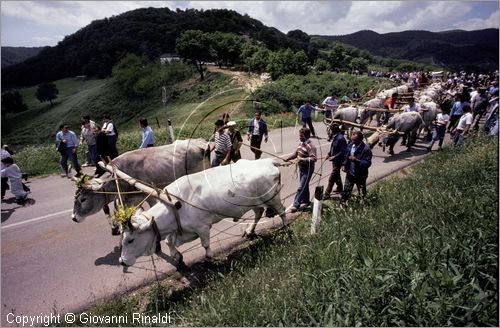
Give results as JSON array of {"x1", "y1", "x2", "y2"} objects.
[{"x1": 128, "y1": 212, "x2": 152, "y2": 232}]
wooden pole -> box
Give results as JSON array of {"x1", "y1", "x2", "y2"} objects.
[
  {"x1": 330, "y1": 119, "x2": 405, "y2": 135},
  {"x1": 311, "y1": 186, "x2": 323, "y2": 235},
  {"x1": 98, "y1": 161, "x2": 181, "y2": 209}
]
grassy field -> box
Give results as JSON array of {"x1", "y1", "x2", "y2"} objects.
[{"x1": 70, "y1": 135, "x2": 498, "y2": 327}]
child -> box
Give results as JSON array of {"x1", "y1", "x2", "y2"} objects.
[{"x1": 1, "y1": 157, "x2": 28, "y2": 204}]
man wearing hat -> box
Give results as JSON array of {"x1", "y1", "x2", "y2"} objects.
[{"x1": 226, "y1": 121, "x2": 243, "y2": 163}]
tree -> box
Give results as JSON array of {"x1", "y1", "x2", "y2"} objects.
[
  {"x1": 35, "y1": 82, "x2": 58, "y2": 106},
  {"x1": 175, "y1": 30, "x2": 215, "y2": 80},
  {"x1": 210, "y1": 32, "x2": 244, "y2": 67},
  {"x1": 349, "y1": 57, "x2": 369, "y2": 73},
  {"x1": 314, "y1": 58, "x2": 330, "y2": 72},
  {"x1": 1, "y1": 90, "x2": 28, "y2": 113}
]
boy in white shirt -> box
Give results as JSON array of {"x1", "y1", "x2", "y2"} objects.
[
  {"x1": 427, "y1": 108, "x2": 450, "y2": 152},
  {"x1": 452, "y1": 104, "x2": 473, "y2": 149}
]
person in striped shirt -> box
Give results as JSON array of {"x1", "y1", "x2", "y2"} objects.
[
  {"x1": 211, "y1": 119, "x2": 232, "y2": 167},
  {"x1": 285, "y1": 128, "x2": 317, "y2": 212}
]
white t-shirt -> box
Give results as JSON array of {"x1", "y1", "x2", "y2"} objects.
[
  {"x1": 456, "y1": 112, "x2": 473, "y2": 130},
  {"x1": 252, "y1": 119, "x2": 260, "y2": 136},
  {"x1": 103, "y1": 122, "x2": 115, "y2": 136},
  {"x1": 436, "y1": 113, "x2": 450, "y2": 125}
]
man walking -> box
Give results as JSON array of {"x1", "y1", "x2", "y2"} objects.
[
  {"x1": 341, "y1": 131, "x2": 372, "y2": 205},
  {"x1": 211, "y1": 119, "x2": 232, "y2": 167},
  {"x1": 247, "y1": 111, "x2": 268, "y2": 159},
  {"x1": 226, "y1": 121, "x2": 243, "y2": 163},
  {"x1": 297, "y1": 100, "x2": 317, "y2": 137},
  {"x1": 139, "y1": 118, "x2": 155, "y2": 148},
  {"x1": 323, "y1": 124, "x2": 347, "y2": 200},
  {"x1": 285, "y1": 128, "x2": 317, "y2": 212},
  {"x1": 56, "y1": 123, "x2": 82, "y2": 178}
]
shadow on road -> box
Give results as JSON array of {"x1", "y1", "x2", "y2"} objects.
[
  {"x1": 382, "y1": 144, "x2": 428, "y2": 163},
  {"x1": 95, "y1": 246, "x2": 122, "y2": 266},
  {"x1": 1, "y1": 198, "x2": 36, "y2": 222}
]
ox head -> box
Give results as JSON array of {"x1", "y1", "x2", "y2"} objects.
[
  {"x1": 72, "y1": 176, "x2": 108, "y2": 223},
  {"x1": 118, "y1": 208, "x2": 159, "y2": 267}
]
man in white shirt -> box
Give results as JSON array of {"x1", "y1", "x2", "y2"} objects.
[
  {"x1": 427, "y1": 109, "x2": 450, "y2": 152},
  {"x1": 452, "y1": 104, "x2": 473, "y2": 149}
]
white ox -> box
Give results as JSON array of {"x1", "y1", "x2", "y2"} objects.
[
  {"x1": 418, "y1": 101, "x2": 440, "y2": 138},
  {"x1": 118, "y1": 159, "x2": 287, "y2": 267},
  {"x1": 72, "y1": 139, "x2": 210, "y2": 234}
]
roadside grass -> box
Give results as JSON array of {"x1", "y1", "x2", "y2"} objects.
[{"x1": 76, "y1": 135, "x2": 498, "y2": 326}]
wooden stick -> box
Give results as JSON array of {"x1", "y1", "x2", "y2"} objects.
[
  {"x1": 98, "y1": 162, "x2": 180, "y2": 207},
  {"x1": 330, "y1": 119, "x2": 405, "y2": 135}
]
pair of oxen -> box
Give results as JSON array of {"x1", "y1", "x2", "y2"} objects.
[
  {"x1": 327, "y1": 82, "x2": 448, "y2": 154},
  {"x1": 72, "y1": 139, "x2": 286, "y2": 267}
]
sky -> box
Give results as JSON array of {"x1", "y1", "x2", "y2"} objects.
[{"x1": 1, "y1": 1, "x2": 499, "y2": 47}]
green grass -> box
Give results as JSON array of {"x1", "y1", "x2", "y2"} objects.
[{"x1": 77, "y1": 135, "x2": 498, "y2": 326}]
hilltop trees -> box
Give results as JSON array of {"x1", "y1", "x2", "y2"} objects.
[
  {"x1": 35, "y1": 82, "x2": 58, "y2": 106},
  {"x1": 176, "y1": 30, "x2": 215, "y2": 80}
]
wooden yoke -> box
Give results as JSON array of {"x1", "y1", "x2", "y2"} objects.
[
  {"x1": 330, "y1": 119, "x2": 405, "y2": 135},
  {"x1": 97, "y1": 161, "x2": 182, "y2": 210}
]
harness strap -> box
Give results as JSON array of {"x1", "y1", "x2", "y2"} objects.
[{"x1": 142, "y1": 212, "x2": 162, "y2": 254}]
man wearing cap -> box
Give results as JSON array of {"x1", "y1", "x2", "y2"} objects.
[
  {"x1": 226, "y1": 121, "x2": 243, "y2": 163},
  {"x1": 211, "y1": 119, "x2": 232, "y2": 167}
]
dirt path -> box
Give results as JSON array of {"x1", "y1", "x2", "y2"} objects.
[{"x1": 206, "y1": 65, "x2": 265, "y2": 93}]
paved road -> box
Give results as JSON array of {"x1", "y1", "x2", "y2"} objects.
[{"x1": 1, "y1": 123, "x2": 435, "y2": 325}]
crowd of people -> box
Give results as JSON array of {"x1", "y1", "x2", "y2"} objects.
[{"x1": 3, "y1": 69, "x2": 497, "y2": 210}]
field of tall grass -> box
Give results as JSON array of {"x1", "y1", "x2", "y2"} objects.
[{"x1": 72, "y1": 135, "x2": 498, "y2": 327}]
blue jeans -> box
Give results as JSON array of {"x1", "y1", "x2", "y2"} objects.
[
  {"x1": 293, "y1": 164, "x2": 314, "y2": 207},
  {"x1": 211, "y1": 152, "x2": 225, "y2": 167},
  {"x1": 60, "y1": 147, "x2": 81, "y2": 174},
  {"x1": 427, "y1": 125, "x2": 446, "y2": 149},
  {"x1": 453, "y1": 129, "x2": 464, "y2": 148}
]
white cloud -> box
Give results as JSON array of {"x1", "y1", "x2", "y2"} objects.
[
  {"x1": 0, "y1": 1, "x2": 498, "y2": 46},
  {"x1": 1, "y1": 1, "x2": 173, "y2": 27},
  {"x1": 459, "y1": 9, "x2": 500, "y2": 30}
]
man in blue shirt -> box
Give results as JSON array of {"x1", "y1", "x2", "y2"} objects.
[
  {"x1": 341, "y1": 131, "x2": 372, "y2": 205},
  {"x1": 139, "y1": 118, "x2": 155, "y2": 148},
  {"x1": 447, "y1": 93, "x2": 464, "y2": 133},
  {"x1": 297, "y1": 99, "x2": 317, "y2": 137},
  {"x1": 56, "y1": 123, "x2": 82, "y2": 178}
]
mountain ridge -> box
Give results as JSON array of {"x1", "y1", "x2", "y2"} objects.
[{"x1": 315, "y1": 28, "x2": 499, "y2": 72}]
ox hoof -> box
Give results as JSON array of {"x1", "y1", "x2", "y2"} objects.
[
  {"x1": 111, "y1": 226, "x2": 120, "y2": 236},
  {"x1": 72, "y1": 217, "x2": 78, "y2": 223}
]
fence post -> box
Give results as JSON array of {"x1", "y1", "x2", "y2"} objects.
[
  {"x1": 311, "y1": 186, "x2": 324, "y2": 234},
  {"x1": 167, "y1": 119, "x2": 175, "y2": 144}
]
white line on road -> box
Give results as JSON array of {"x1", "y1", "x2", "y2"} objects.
[{"x1": 1, "y1": 209, "x2": 72, "y2": 230}]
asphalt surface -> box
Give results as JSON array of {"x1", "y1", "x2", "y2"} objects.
[{"x1": 1, "y1": 122, "x2": 437, "y2": 325}]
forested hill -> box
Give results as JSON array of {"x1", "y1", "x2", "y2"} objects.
[
  {"x1": 316, "y1": 28, "x2": 499, "y2": 72},
  {"x1": 1, "y1": 46, "x2": 44, "y2": 68},
  {"x1": 2, "y1": 7, "x2": 308, "y2": 87}
]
